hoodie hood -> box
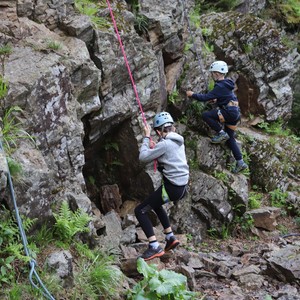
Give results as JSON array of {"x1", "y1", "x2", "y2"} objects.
[
  {"x1": 164, "y1": 132, "x2": 184, "y2": 145},
  {"x1": 218, "y1": 78, "x2": 235, "y2": 91}
]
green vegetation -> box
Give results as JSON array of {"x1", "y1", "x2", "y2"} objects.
[
  {"x1": 72, "y1": 244, "x2": 124, "y2": 300},
  {"x1": 203, "y1": 41, "x2": 214, "y2": 54},
  {"x1": 258, "y1": 119, "x2": 300, "y2": 143},
  {"x1": 234, "y1": 213, "x2": 254, "y2": 234},
  {"x1": 185, "y1": 100, "x2": 206, "y2": 125},
  {"x1": 0, "y1": 106, "x2": 36, "y2": 180},
  {"x1": 168, "y1": 89, "x2": 181, "y2": 105},
  {"x1": 213, "y1": 170, "x2": 229, "y2": 183},
  {"x1": 0, "y1": 44, "x2": 12, "y2": 77},
  {"x1": 128, "y1": 258, "x2": 201, "y2": 299},
  {"x1": 248, "y1": 191, "x2": 262, "y2": 209},
  {"x1": 277, "y1": 224, "x2": 289, "y2": 235},
  {"x1": 75, "y1": 0, "x2": 111, "y2": 29},
  {"x1": 0, "y1": 207, "x2": 36, "y2": 285},
  {"x1": 0, "y1": 44, "x2": 12, "y2": 107},
  {"x1": 134, "y1": 14, "x2": 149, "y2": 35},
  {"x1": 189, "y1": 4, "x2": 202, "y2": 28},
  {"x1": 53, "y1": 201, "x2": 92, "y2": 245},
  {"x1": 1, "y1": 106, "x2": 36, "y2": 155},
  {"x1": 46, "y1": 39, "x2": 62, "y2": 51},
  {"x1": 0, "y1": 76, "x2": 8, "y2": 100},
  {"x1": 208, "y1": 78, "x2": 215, "y2": 91},
  {"x1": 269, "y1": 188, "x2": 288, "y2": 208},
  {"x1": 276, "y1": 0, "x2": 300, "y2": 27},
  {"x1": 1, "y1": 202, "x2": 124, "y2": 300}
]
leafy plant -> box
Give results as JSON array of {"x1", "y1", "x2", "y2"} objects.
[
  {"x1": 134, "y1": 14, "x2": 149, "y2": 35},
  {"x1": 220, "y1": 223, "x2": 230, "y2": 239},
  {"x1": 75, "y1": 0, "x2": 111, "y2": 29},
  {"x1": 207, "y1": 227, "x2": 219, "y2": 239},
  {"x1": 248, "y1": 191, "x2": 262, "y2": 209},
  {"x1": 31, "y1": 224, "x2": 54, "y2": 248},
  {"x1": 53, "y1": 201, "x2": 92, "y2": 244},
  {"x1": 0, "y1": 256, "x2": 15, "y2": 284},
  {"x1": 213, "y1": 170, "x2": 229, "y2": 183},
  {"x1": 203, "y1": 41, "x2": 214, "y2": 53},
  {"x1": 278, "y1": 0, "x2": 300, "y2": 27},
  {"x1": 87, "y1": 256, "x2": 123, "y2": 299},
  {"x1": 1, "y1": 106, "x2": 36, "y2": 155},
  {"x1": 72, "y1": 243, "x2": 124, "y2": 300},
  {"x1": 258, "y1": 119, "x2": 299, "y2": 141},
  {"x1": 168, "y1": 89, "x2": 180, "y2": 105},
  {"x1": 6, "y1": 157, "x2": 23, "y2": 179},
  {"x1": 0, "y1": 207, "x2": 36, "y2": 285},
  {"x1": 207, "y1": 224, "x2": 230, "y2": 239},
  {"x1": 0, "y1": 75, "x2": 8, "y2": 100},
  {"x1": 189, "y1": 5, "x2": 201, "y2": 28},
  {"x1": 186, "y1": 100, "x2": 206, "y2": 124},
  {"x1": 186, "y1": 233, "x2": 193, "y2": 243},
  {"x1": 269, "y1": 188, "x2": 288, "y2": 208},
  {"x1": 128, "y1": 258, "x2": 201, "y2": 299}
]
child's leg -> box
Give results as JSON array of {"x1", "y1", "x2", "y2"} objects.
[
  {"x1": 202, "y1": 109, "x2": 223, "y2": 132},
  {"x1": 134, "y1": 187, "x2": 166, "y2": 260},
  {"x1": 225, "y1": 127, "x2": 242, "y2": 161},
  {"x1": 225, "y1": 126, "x2": 248, "y2": 173}
]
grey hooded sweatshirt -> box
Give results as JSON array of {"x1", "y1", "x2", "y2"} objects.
[{"x1": 139, "y1": 132, "x2": 189, "y2": 186}]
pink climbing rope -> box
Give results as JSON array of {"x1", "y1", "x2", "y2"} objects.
[
  {"x1": 106, "y1": 0, "x2": 157, "y2": 170},
  {"x1": 106, "y1": 0, "x2": 147, "y2": 126}
]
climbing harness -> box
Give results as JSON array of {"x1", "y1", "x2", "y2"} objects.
[
  {"x1": 181, "y1": 0, "x2": 208, "y2": 90},
  {"x1": 106, "y1": 0, "x2": 157, "y2": 170},
  {"x1": 0, "y1": 140, "x2": 55, "y2": 300},
  {"x1": 217, "y1": 100, "x2": 240, "y2": 131},
  {"x1": 161, "y1": 180, "x2": 188, "y2": 204}
]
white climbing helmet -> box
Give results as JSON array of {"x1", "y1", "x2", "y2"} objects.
[
  {"x1": 153, "y1": 112, "x2": 174, "y2": 129},
  {"x1": 209, "y1": 61, "x2": 228, "y2": 74}
]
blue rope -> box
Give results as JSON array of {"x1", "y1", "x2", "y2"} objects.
[
  {"x1": 182, "y1": 0, "x2": 208, "y2": 90},
  {"x1": 0, "y1": 140, "x2": 55, "y2": 300}
]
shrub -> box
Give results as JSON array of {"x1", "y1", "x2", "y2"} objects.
[{"x1": 128, "y1": 258, "x2": 201, "y2": 299}]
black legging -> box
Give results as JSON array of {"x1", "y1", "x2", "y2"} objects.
[{"x1": 134, "y1": 177, "x2": 187, "y2": 238}]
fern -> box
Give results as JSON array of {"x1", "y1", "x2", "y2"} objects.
[{"x1": 53, "y1": 201, "x2": 92, "y2": 244}]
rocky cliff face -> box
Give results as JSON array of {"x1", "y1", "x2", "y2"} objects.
[
  {"x1": 1, "y1": 0, "x2": 300, "y2": 299},
  {"x1": 0, "y1": 0, "x2": 299, "y2": 254}
]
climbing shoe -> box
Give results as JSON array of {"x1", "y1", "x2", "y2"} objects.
[
  {"x1": 211, "y1": 132, "x2": 230, "y2": 144},
  {"x1": 165, "y1": 236, "x2": 180, "y2": 252},
  {"x1": 140, "y1": 246, "x2": 165, "y2": 261},
  {"x1": 233, "y1": 162, "x2": 248, "y2": 174}
]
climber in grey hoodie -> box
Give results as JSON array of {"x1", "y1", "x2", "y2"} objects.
[{"x1": 135, "y1": 112, "x2": 189, "y2": 261}]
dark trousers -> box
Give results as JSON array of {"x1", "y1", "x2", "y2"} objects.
[
  {"x1": 202, "y1": 107, "x2": 242, "y2": 161},
  {"x1": 134, "y1": 178, "x2": 186, "y2": 238}
]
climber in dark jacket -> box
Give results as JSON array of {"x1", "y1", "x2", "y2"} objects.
[{"x1": 186, "y1": 60, "x2": 248, "y2": 173}]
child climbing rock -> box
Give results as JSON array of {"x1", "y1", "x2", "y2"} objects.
[
  {"x1": 186, "y1": 60, "x2": 248, "y2": 173},
  {"x1": 135, "y1": 112, "x2": 189, "y2": 260}
]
